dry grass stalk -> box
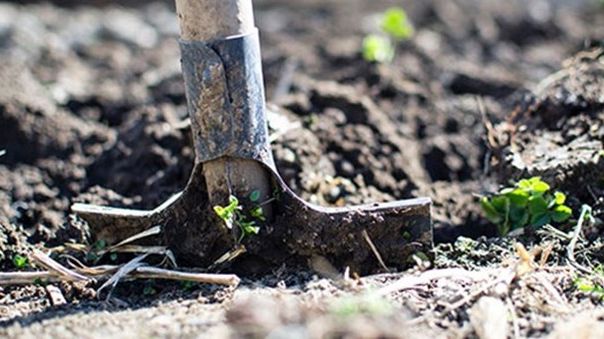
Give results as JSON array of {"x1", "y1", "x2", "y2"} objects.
[
  {"x1": 32, "y1": 250, "x2": 91, "y2": 282},
  {"x1": 361, "y1": 229, "x2": 390, "y2": 273}
]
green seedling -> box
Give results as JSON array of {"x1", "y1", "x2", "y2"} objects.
[
  {"x1": 362, "y1": 6, "x2": 414, "y2": 63},
  {"x1": 574, "y1": 265, "x2": 604, "y2": 299},
  {"x1": 249, "y1": 206, "x2": 265, "y2": 221},
  {"x1": 213, "y1": 195, "x2": 240, "y2": 229},
  {"x1": 381, "y1": 7, "x2": 414, "y2": 40},
  {"x1": 213, "y1": 195, "x2": 263, "y2": 242},
  {"x1": 12, "y1": 254, "x2": 28, "y2": 269},
  {"x1": 481, "y1": 177, "x2": 572, "y2": 236},
  {"x1": 362, "y1": 35, "x2": 395, "y2": 63}
]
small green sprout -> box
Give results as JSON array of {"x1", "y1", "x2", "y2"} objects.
[
  {"x1": 12, "y1": 254, "x2": 28, "y2": 269},
  {"x1": 213, "y1": 195, "x2": 263, "y2": 242},
  {"x1": 381, "y1": 7, "x2": 414, "y2": 40},
  {"x1": 250, "y1": 206, "x2": 265, "y2": 221},
  {"x1": 362, "y1": 35, "x2": 395, "y2": 63},
  {"x1": 362, "y1": 6, "x2": 414, "y2": 63},
  {"x1": 574, "y1": 265, "x2": 604, "y2": 299},
  {"x1": 574, "y1": 277, "x2": 604, "y2": 298},
  {"x1": 481, "y1": 177, "x2": 572, "y2": 235},
  {"x1": 213, "y1": 195, "x2": 240, "y2": 229}
]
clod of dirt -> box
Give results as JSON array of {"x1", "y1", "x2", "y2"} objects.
[
  {"x1": 494, "y1": 49, "x2": 604, "y2": 203},
  {"x1": 0, "y1": 62, "x2": 115, "y2": 165}
]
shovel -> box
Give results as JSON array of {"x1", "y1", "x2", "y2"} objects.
[{"x1": 72, "y1": 0, "x2": 432, "y2": 273}]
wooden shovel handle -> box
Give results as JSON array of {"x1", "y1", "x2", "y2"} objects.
[
  {"x1": 174, "y1": 0, "x2": 273, "y2": 218},
  {"x1": 175, "y1": 0, "x2": 255, "y2": 40}
]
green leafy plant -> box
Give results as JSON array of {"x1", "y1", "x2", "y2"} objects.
[
  {"x1": 381, "y1": 7, "x2": 414, "y2": 40},
  {"x1": 12, "y1": 254, "x2": 28, "y2": 269},
  {"x1": 362, "y1": 7, "x2": 414, "y2": 63},
  {"x1": 480, "y1": 177, "x2": 572, "y2": 235},
  {"x1": 213, "y1": 195, "x2": 262, "y2": 242}
]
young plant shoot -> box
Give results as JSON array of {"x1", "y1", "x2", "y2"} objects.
[
  {"x1": 362, "y1": 7, "x2": 414, "y2": 63},
  {"x1": 481, "y1": 177, "x2": 572, "y2": 235},
  {"x1": 213, "y1": 195, "x2": 262, "y2": 242}
]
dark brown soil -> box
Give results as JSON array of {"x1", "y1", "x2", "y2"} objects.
[{"x1": 1, "y1": 0, "x2": 604, "y2": 337}]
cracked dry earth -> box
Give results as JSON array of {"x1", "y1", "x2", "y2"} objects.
[{"x1": 1, "y1": 0, "x2": 604, "y2": 338}]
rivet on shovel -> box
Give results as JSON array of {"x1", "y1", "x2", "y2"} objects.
[{"x1": 72, "y1": 0, "x2": 432, "y2": 273}]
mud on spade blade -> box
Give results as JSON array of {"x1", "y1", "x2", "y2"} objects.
[{"x1": 72, "y1": 30, "x2": 432, "y2": 274}]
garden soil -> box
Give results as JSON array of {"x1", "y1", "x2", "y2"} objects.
[{"x1": 0, "y1": 0, "x2": 604, "y2": 337}]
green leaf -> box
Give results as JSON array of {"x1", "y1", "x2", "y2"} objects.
[
  {"x1": 530, "y1": 213, "x2": 551, "y2": 228},
  {"x1": 249, "y1": 190, "x2": 261, "y2": 202},
  {"x1": 517, "y1": 179, "x2": 532, "y2": 190},
  {"x1": 551, "y1": 205, "x2": 572, "y2": 223},
  {"x1": 12, "y1": 255, "x2": 28, "y2": 269},
  {"x1": 509, "y1": 206, "x2": 529, "y2": 225},
  {"x1": 381, "y1": 7, "x2": 414, "y2": 40},
  {"x1": 213, "y1": 195, "x2": 240, "y2": 222},
  {"x1": 481, "y1": 197, "x2": 502, "y2": 223},
  {"x1": 528, "y1": 177, "x2": 550, "y2": 194},
  {"x1": 362, "y1": 34, "x2": 395, "y2": 63},
  {"x1": 504, "y1": 188, "x2": 529, "y2": 207},
  {"x1": 528, "y1": 196, "x2": 548, "y2": 215},
  {"x1": 213, "y1": 205, "x2": 227, "y2": 220},
  {"x1": 554, "y1": 192, "x2": 566, "y2": 205},
  {"x1": 250, "y1": 206, "x2": 265, "y2": 221},
  {"x1": 95, "y1": 239, "x2": 107, "y2": 251},
  {"x1": 491, "y1": 196, "x2": 510, "y2": 213},
  {"x1": 575, "y1": 277, "x2": 596, "y2": 293},
  {"x1": 239, "y1": 220, "x2": 260, "y2": 237}
]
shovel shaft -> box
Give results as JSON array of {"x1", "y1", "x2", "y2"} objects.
[
  {"x1": 175, "y1": 0, "x2": 255, "y2": 40},
  {"x1": 175, "y1": 0, "x2": 273, "y2": 216}
]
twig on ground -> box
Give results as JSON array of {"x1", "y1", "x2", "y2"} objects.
[
  {"x1": 132, "y1": 267, "x2": 240, "y2": 286},
  {"x1": 97, "y1": 254, "x2": 149, "y2": 299},
  {"x1": 103, "y1": 245, "x2": 168, "y2": 255},
  {"x1": 567, "y1": 205, "x2": 594, "y2": 274},
  {"x1": 0, "y1": 271, "x2": 60, "y2": 285},
  {"x1": 361, "y1": 229, "x2": 390, "y2": 273},
  {"x1": 32, "y1": 250, "x2": 91, "y2": 282},
  {"x1": 101, "y1": 225, "x2": 162, "y2": 255}
]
